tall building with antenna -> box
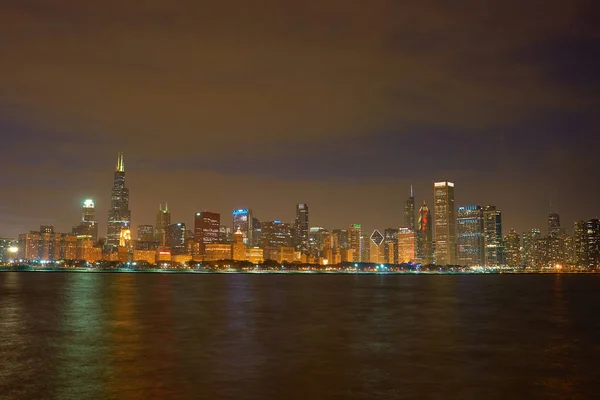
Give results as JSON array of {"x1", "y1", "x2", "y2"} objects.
[
  {"x1": 155, "y1": 203, "x2": 171, "y2": 246},
  {"x1": 106, "y1": 153, "x2": 131, "y2": 249},
  {"x1": 404, "y1": 186, "x2": 415, "y2": 231}
]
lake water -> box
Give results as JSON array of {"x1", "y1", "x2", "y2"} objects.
[{"x1": 1, "y1": 272, "x2": 599, "y2": 399}]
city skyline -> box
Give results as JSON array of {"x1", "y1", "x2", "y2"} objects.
[
  {"x1": 1, "y1": 152, "x2": 598, "y2": 241},
  {"x1": 1, "y1": 1, "x2": 599, "y2": 240}
]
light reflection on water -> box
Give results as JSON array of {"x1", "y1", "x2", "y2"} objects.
[{"x1": 0, "y1": 273, "x2": 599, "y2": 400}]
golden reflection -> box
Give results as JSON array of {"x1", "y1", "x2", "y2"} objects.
[{"x1": 107, "y1": 274, "x2": 144, "y2": 399}]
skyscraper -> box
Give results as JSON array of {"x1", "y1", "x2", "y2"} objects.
[
  {"x1": 457, "y1": 205, "x2": 484, "y2": 267},
  {"x1": 260, "y1": 220, "x2": 293, "y2": 248},
  {"x1": 415, "y1": 201, "x2": 433, "y2": 264},
  {"x1": 194, "y1": 211, "x2": 220, "y2": 254},
  {"x1": 369, "y1": 229, "x2": 385, "y2": 263},
  {"x1": 483, "y1": 205, "x2": 503, "y2": 267},
  {"x1": 434, "y1": 180, "x2": 456, "y2": 265},
  {"x1": 587, "y1": 218, "x2": 600, "y2": 269},
  {"x1": 384, "y1": 228, "x2": 399, "y2": 264},
  {"x1": 397, "y1": 228, "x2": 415, "y2": 264},
  {"x1": 294, "y1": 204, "x2": 309, "y2": 254},
  {"x1": 504, "y1": 229, "x2": 521, "y2": 268},
  {"x1": 155, "y1": 203, "x2": 171, "y2": 246},
  {"x1": 573, "y1": 220, "x2": 588, "y2": 267},
  {"x1": 106, "y1": 153, "x2": 131, "y2": 249},
  {"x1": 404, "y1": 186, "x2": 415, "y2": 231},
  {"x1": 232, "y1": 209, "x2": 252, "y2": 245},
  {"x1": 349, "y1": 224, "x2": 361, "y2": 263},
  {"x1": 73, "y1": 199, "x2": 98, "y2": 242},
  {"x1": 522, "y1": 228, "x2": 541, "y2": 268},
  {"x1": 548, "y1": 213, "x2": 561, "y2": 237},
  {"x1": 166, "y1": 223, "x2": 186, "y2": 254}
]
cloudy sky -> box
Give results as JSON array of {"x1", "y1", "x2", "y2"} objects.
[{"x1": 0, "y1": 0, "x2": 598, "y2": 238}]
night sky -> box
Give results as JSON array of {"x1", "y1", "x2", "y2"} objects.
[{"x1": 1, "y1": 0, "x2": 599, "y2": 238}]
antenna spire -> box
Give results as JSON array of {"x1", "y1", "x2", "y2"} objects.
[
  {"x1": 116, "y1": 152, "x2": 125, "y2": 172},
  {"x1": 410, "y1": 185, "x2": 413, "y2": 198}
]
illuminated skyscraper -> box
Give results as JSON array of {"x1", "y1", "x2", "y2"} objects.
[
  {"x1": 384, "y1": 228, "x2": 399, "y2": 264},
  {"x1": 434, "y1": 180, "x2": 456, "y2": 265},
  {"x1": 587, "y1": 218, "x2": 600, "y2": 269},
  {"x1": 166, "y1": 223, "x2": 186, "y2": 254},
  {"x1": 294, "y1": 204, "x2": 309, "y2": 254},
  {"x1": 483, "y1": 205, "x2": 503, "y2": 267},
  {"x1": 522, "y1": 228, "x2": 541, "y2": 268},
  {"x1": 504, "y1": 229, "x2": 521, "y2": 268},
  {"x1": 232, "y1": 209, "x2": 252, "y2": 245},
  {"x1": 106, "y1": 153, "x2": 131, "y2": 249},
  {"x1": 73, "y1": 199, "x2": 98, "y2": 242},
  {"x1": 397, "y1": 228, "x2": 415, "y2": 263},
  {"x1": 548, "y1": 213, "x2": 561, "y2": 237},
  {"x1": 252, "y1": 217, "x2": 261, "y2": 247},
  {"x1": 573, "y1": 220, "x2": 588, "y2": 267},
  {"x1": 415, "y1": 201, "x2": 433, "y2": 264},
  {"x1": 457, "y1": 205, "x2": 484, "y2": 267},
  {"x1": 232, "y1": 228, "x2": 247, "y2": 261},
  {"x1": 137, "y1": 225, "x2": 154, "y2": 242},
  {"x1": 404, "y1": 186, "x2": 415, "y2": 231},
  {"x1": 332, "y1": 229, "x2": 349, "y2": 249},
  {"x1": 194, "y1": 211, "x2": 220, "y2": 254},
  {"x1": 155, "y1": 203, "x2": 171, "y2": 245},
  {"x1": 260, "y1": 220, "x2": 293, "y2": 248},
  {"x1": 349, "y1": 224, "x2": 361, "y2": 263},
  {"x1": 369, "y1": 230, "x2": 385, "y2": 263}
]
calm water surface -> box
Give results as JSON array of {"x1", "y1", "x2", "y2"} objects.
[{"x1": 1, "y1": 273, "x2": 599, "y2": 399}]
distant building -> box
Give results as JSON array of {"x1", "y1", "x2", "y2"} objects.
[
  {"x1": 521, "y1": 228, "x2": 541, "y2": 268},
  {"x1": 133, "y1": 249, "x2": 156, "y2": 264},
  {"x1": 349, "y1": 224, "x2": 361, "y2": 263},
  {"x1": 587, "y1": 218, "x2": 600, "y2": 269},
  {"x1": 166, "y1": 223, "x2": 186, "y2": 254},
  {"x1": 332, "y1": 229, "x2": 349, "y2": 249},
  {"x1": 72, "y1": 199, "x2": 98, "y2": 242},
  {"x1": 397, "y1": 228, "x2": 415, "y2": 264},
  {"x1": 252, "y1": 217, "x2": 261, "y2": 247},
  {"x1": 106, "y1": 153, "x2": 131, "y2": 250},
  {"x1": 232, "y1": 229, "x2": 247, "y2": 261},
  {"x1": 18, "y1": 227, "x2": 77, "y2": 261},
  {"x1": 309, "y1": 227, "x2": 329, "y2": 256},
  {"x1": 434, "y1": 180, "x2": 456, "y2": 265},
  {"x1": 415, "y1": 201, "x2": 433, "y2": 264},
  {"x1": 0, "y1": 238, "x2": 17, "y2": 262},
  {"x1": 247, "y1": 247, "x2": 264, "y2": 264},
  {"x1": 263, "y1": 246, "x2": 295, "y2": 263},
  {"x1": 404, "y1": 186, "x2": 415, "y2": 231},
  {"x1": 194, "y1": 211, "x2": 220, "y2": 255},
  {"x1": 203, "y1": 243, "x2": 232, "y2": 261},
  {"x1": 548, "y1": 213, "x2": 561, "y2": 237},
  {"x1": 457, "y1": 205, "x2": 484, "y2": 267},
  {"x1": 369, "y1": 230, "x2": 385, "y2": 263},
  {"x1": 155, "y1": 204, "x2": 171, "y2": 246},
  {"x1": 384, "y1": 228, "x2": 398, "y2": 264},
  {"x1": 261, "y1": 220, "x2": 293, "y2": 248},
  {"x1": 294, "y1": 204, "x2": 309, "y2": 254},
  {"x1": 219, "y1": 225, "x2": 232, "y2": 243},
  {"x1": 232, "y1": 209, "x2": 252, "y2": 245},
  {"x1": 573, "y1": 220, "x2": 588, "y2": 267},
  {"x1": 483, "y1": 205, "x2": 503, "y2": 267},
  {"x1": 504, "y1": 229, "x2": 521, "y2": 268}
]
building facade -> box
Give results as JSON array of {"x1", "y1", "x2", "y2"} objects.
[
  {"x1": 106, "y1": 153, "x2": 131, "y2": 249},
  {"x1": 434, "y1": 181, "x2": 456, "y2": 265},
  {"x1": 483, "y1": 205, "x2": 503, "y2": 267},
  {"x1": 457, "y1": 205, "x2": 484, "y2": 267}
]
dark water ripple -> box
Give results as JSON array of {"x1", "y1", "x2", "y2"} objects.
[{"x1": 1, "y1": 273, "x2": 599, "y2": 399}]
